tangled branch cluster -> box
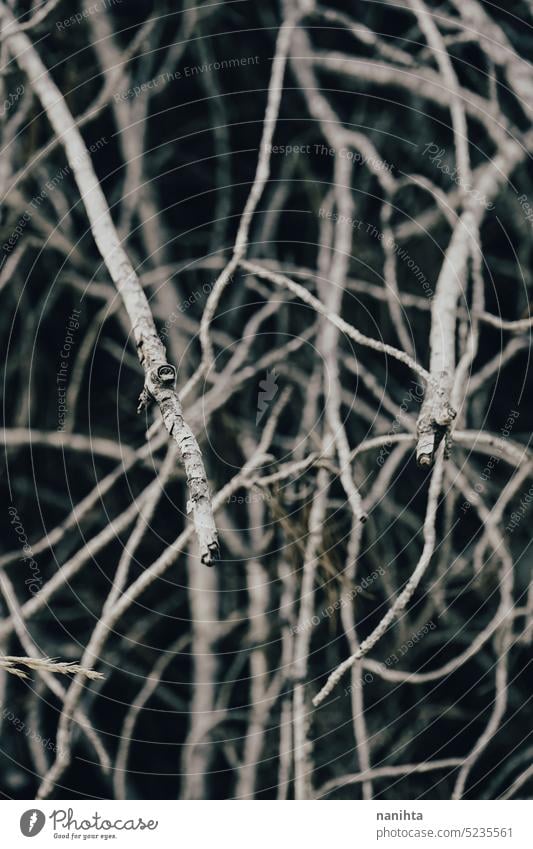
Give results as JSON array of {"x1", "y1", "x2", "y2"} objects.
[{"x1": 0, "y1": 0, "x2": 532, "y2": 800}]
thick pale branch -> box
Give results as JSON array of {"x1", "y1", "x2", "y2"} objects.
[{"x1": 2, "y1": 7, "x2": 218, "y2": 565}]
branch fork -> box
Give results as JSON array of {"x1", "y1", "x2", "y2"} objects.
[{"x1": 416, "y1": 374, "x2": 457, "y2": 466}]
